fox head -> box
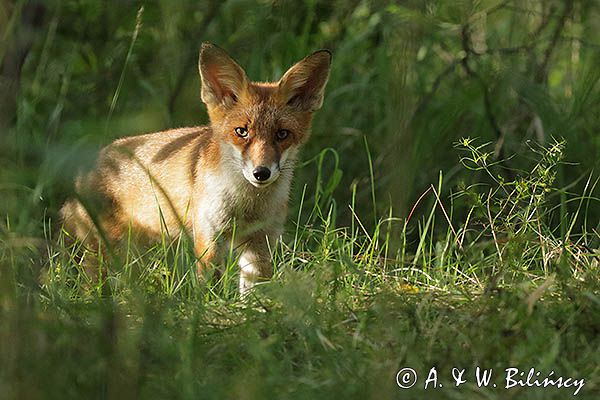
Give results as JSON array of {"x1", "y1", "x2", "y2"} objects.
[{"x1": 198, "y1": 43, "x2": 331, "y2": 187}]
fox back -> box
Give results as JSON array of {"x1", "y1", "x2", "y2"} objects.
[{"x1": 60, "y1": 43, "x2": 331, "y2": 294}]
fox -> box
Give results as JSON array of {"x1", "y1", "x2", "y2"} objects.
[{"x1": 60, "y1": 43, "x2": 331, "y2": 295}]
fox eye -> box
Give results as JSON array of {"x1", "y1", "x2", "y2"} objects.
[
  {"x1": 234, "y1": 127, "x2": 248, "y2": 138},
  {"x1": 276, "y1": 129, "x2": 289, "y2": 141}
]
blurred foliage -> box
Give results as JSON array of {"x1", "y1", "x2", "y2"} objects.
[
  {"x1": 1, "y1": 0, "x2": 599, "y2": 236},
  {"x1": 2, "y1": 2, "x2": 600, "y2": 399}
]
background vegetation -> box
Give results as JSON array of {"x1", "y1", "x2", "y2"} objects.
[{"x1": 1, "y1": 0, "x2": 599, "y2": 398}]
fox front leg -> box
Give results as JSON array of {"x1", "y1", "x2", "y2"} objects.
[
  {"x1": 237, "y1": 231, "x2": 278, "y2": 296},
  {"x1": 193, "y1": 230, "x2": 217, "y2": 279}
]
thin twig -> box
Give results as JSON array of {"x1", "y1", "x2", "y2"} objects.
[
  {"x1": 167, "y1": 3, "x2": 222, "y2": 117},
  {"x1": 535, "y1": 0, "x2": 573, "y2": 83},
  {"x1": 486, "y1": 188, "x2": 504, "y2": 264},
  {"x1": 406, "y1": 186, "x2": 433, "y2": 225},
  {"x1": 430, "y1": 184, "x2": 461, "y2": 250}
]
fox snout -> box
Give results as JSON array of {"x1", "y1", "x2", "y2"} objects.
[
  {"x1": 252, "y1": 166, "x2": 272, "y2": 182},
  {"x1": 243, "y1": 163, "x2": 280, "y2": 187},
  {"x1": 241, "y1": 143, "x2": 282, "y2": 187}
]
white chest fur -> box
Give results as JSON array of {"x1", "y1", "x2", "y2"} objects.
[{"x1": 194, "y1": 145, "x2": 293, "y2": 240}]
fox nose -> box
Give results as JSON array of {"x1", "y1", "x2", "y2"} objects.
[{"x1": 253, "y1": 166, "x2": 271, "y2": 182}]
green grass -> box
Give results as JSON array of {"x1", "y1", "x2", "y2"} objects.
[
  {"x1": 2, "y1": 140, "x2": 600, "y2": 399},
  {"x1": 2, "y1": 1, "x2": 600, "y2": 399}
]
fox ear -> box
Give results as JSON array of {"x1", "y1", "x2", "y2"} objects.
[
  {"x1": 278, "y1": 50, "x2": 332, "y2": 112},
  {"x1": 198, "y1": 43, "x2": 248, "y2": 108}
]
